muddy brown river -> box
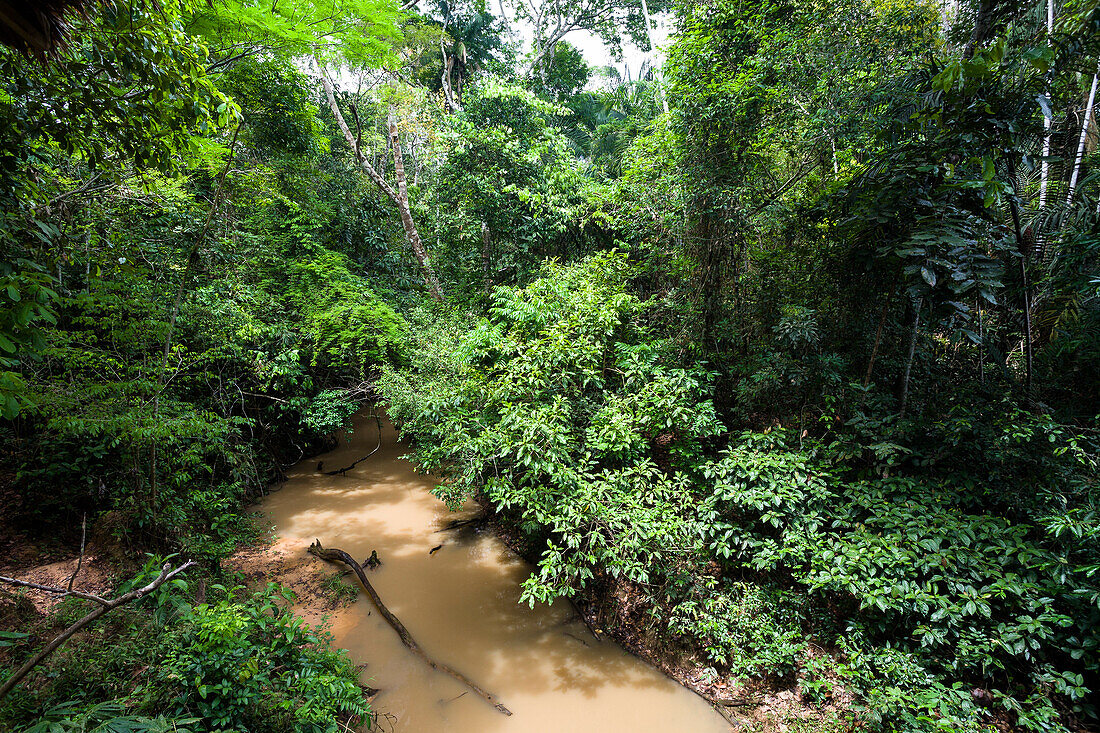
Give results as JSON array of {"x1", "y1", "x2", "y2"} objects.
[{"x1": 259, "y1": 415, "x2": 730, "y2": 732}]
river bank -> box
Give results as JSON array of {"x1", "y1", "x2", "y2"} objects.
[{"x1": 236, "y1": 413, "x2": 731, "y2": 733}]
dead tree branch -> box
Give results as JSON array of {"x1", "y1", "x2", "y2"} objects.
[
  {"x1": 324, "y1": 415, "x2": 383, "y2": 476},
  {"x1": 0, "y1": 561, "x2": 196, "y2": 701},
  {"x1": 307, "y1": 541, "x2": 511, "y2": 716}
]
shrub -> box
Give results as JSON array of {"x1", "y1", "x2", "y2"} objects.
[
  {"x1": 156, "y1": 584, "x2": 369, "y2": 732},
  {"x1": 382, "y1": 251, "x2": 722, "y2": 605}
]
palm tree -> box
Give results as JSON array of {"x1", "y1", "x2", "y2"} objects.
[{"x1": 0, "y1": 0, "x2": 93, "y2": 56}]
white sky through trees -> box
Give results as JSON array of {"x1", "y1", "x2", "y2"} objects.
[{"x1": 496, "y1": 2, "x2": 672, "y2": 86}]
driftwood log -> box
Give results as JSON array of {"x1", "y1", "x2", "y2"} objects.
[{"x1": 307, "y1": 541, "x2": 511, "y2": 716}]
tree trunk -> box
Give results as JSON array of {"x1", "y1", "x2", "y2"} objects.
[
  {"x1": 440, "y1": 15, "x2": 460, "y2": 114},
  {"x1": 1038, "y1": 0, "x2": 1054, "y2": 215},
  {"x1": 1007, "y1": 171, "x2": 1034, "y2": 395},
  {"x1": 978, "y1": 298, "x2": 986, "y2": 386},
  {"x1": 524, "y1": 27, "x2": 568, "y2": 79},
  {"x1": 386, "y1": 112, "x2": 445, "y2": 300},
  {"x1": 317, "y1": 65, "x2": 443, "y2": 301},
  {"x1": 863, "y1": 286, "x2": 894, "y2": 387},
  {"x1": 899, "y1": 297, "x2": 922, "y2": 417},
  {"x1": 963, "y1": 0, "x2": 999, "y2": 59},
  {"x1": 1066, "y1": 58, "x2": 1100, "y2": 207},
  {"x1": 481, "y1": 221, "x2": 492, "y2": 295},
  {"x1": 639, "y1": 0, "x2": 669, "y2": 115}
]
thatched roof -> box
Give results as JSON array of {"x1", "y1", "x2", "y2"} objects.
[{"x1": 0, "y1": 0, "x2": 91, "y2": 57}]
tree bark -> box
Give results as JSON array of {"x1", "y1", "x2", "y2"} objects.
[
  {"x1": 163, "y1": 123, "x2": 241, "y2": 373},
  {"x1": 524, "y1": 25, "x2": 570, "y2": 78},
  {"x1": 639, "y1": 0, "x2": 668, "y2": 115},
  {"x1": 1007, "y1": 171, "x2": 1034, "y2": 395},
  {"x1": 978, "y1": 298, "x2": 986, "y2": 386},
  {"x1": 1038, "y1": 0, "x2": 1054, "y2": 214},
  {"x1": 439, "y1": 12, "x2": 461, "y2": 113},
  {"x1": 863, "y1": 286, "x2": 894, "y2": 387},
  {"x1": 481, "y1": 221, "x2": 492, "y2": 294},
  {"x1": 386, "y1": 111, "x2": 444, "y2": 300},
  {"x1": 307, "y1": 542, "x2": 512, "y2": 716},
  {"x1": 963, "y1": 0, "x2": 999, "y2": 59},
  {"x1": 441, "y1": 49, "x2": 459, "y2": 112},
  {"x1": 1066, "y1": 58, "x2": 1100, "y2": 207},
  {"x1": 318, "y1": 65, "x2": 444, "y2": 301}
]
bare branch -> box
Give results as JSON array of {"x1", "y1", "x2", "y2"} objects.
[
  {"x1": 0, "y1": 561, "x2": 197, "y2": 701},
  {"x1": 0, "y1": 575, "x2": 108, "y2": 606}
]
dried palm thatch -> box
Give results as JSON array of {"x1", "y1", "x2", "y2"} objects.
[{"x1": 0, "y1": 0, "x2": 97, "y2": 57}]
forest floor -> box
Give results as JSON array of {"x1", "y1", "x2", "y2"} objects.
[{"x1": 0, "y1": 481, "x2": 120, "y2": 626}]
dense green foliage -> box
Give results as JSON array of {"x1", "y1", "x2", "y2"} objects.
[
  {"x1": 3, "y1": 562, "x2": 368, "y2": 732},
  {"x1": 3, "y1": 0, "x2": 1100, "y2": 730},
  {"x1": 384, "y1": 0, "x2": 1100, "y2": 730}
]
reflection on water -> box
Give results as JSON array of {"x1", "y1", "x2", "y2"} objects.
[{"x1": 261, "y1": 415, "x2": 729, "y2": 733}]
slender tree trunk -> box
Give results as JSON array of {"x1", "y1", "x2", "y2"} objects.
[
  {"x1": 978, "y1": 298, "x2": 985, "y2": 386},
  {"x1": 899, "y1": 297, "x2": 922, "y2": 418},
  {"x1": 863, "y1": 286, "x2": 894, "y2": 387},
  {"x1": 162, "y1": 123, "x2": 240, "y2": 371},
  {"x1": 524, "y1": 27, "x2": 568, "y2": 78},
  {"x1": 499, "y1": 0, "x2": 511, "y2": 34},
  {"x1": 387, "y1": 111, "x2": 444, "y2": 300},
  {"x1": 1067, "y1": 58, "x2": 1100, "y2": 207},
  {"x1": 481, "y1": 221, "x2": 492, "y2": 295},
  {"x1": 318, "y1": 65, "x2": 443, "y2": 301},
  {"x1": 441, "y1": 48, "x2": 459, "y2": 112},
  {"x1": 440, "y1": 14, "x2": 460, "y2": 113},
  {"x1": 1007, "y1": 173, "x2": 1034, "y2": 395},
  {"x1": 639, "y1": 0, "x2": 669, "y2": 115},
  {"x1": 940, "y1": 0, "x2": 957, "y2": 38},
  {"x1": 963, "y1": 0, "x2": 999, "y2": 59},
  {"x1": 1038, "y1": 0, "x2": 1054, "y2": 213}
]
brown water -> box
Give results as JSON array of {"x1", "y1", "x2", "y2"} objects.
[{"x1": 260, "y1": 415, "x2": 730, "y2": 733}]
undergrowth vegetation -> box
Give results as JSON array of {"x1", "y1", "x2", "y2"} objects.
[
  {"x1": 1, "y1": 562, "x2": 368, "y2": 733},
  {"x1": 387, "y1": 252, "x2": 1100, "y2": 731},
  {"x1": 3, "y1": 0, "x2": 1100, "y2": 730}
]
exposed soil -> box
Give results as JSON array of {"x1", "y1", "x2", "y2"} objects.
[
  {"x1": 0, "y1": 551, "x2": 119, "y2": 616},
  {"x1": 222, "y1": 534, "x2": 364, "y2": 622}
]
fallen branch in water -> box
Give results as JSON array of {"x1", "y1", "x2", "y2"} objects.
[
  {"x1": 567, "y1": 597, "x2": 604, "y2": 642},
  {"x1": 563, "y1": 631, "x2": 590, "y2": 647},
  {"x1": 323, "y1": 416, "x2": 383, "y2": 476},
  {"x1": 434, "y1": 513, "x2": 487, "y2": 533},
  {"x1": 0, "y1": 560, "x2": 196, "y2": 701},
  {"x1": 307, "y1": 541, "x2": 512, "y2": 716}
]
